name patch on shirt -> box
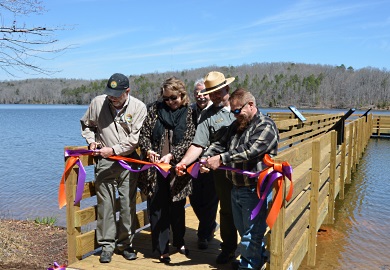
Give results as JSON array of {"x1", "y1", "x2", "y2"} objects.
[{"x1": 215, "y1": 118, "x2": 224, "y2": 124}]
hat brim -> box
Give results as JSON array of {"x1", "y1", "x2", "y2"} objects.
[
  {"x1": 104, "y1": 86, "x2": 126, "y2": 97},
  {"x1": 201, "y1": 77, "x2": 235, "y2": 95}
]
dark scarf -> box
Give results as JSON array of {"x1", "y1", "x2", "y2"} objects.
[{"x1": 151, "y1": 102, "x2": 188, "y2": 149}]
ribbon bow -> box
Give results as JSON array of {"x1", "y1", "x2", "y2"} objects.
[
  {"x1": 251, "y1": 154, "x2": 293, "y2": 229},
  {"x1": 58, "y1": 155, "x2": 86, "y2": 209}
]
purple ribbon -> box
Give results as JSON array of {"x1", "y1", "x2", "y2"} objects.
[
  {"x1": 188, "y1": 162, "x2": 201, "y2": 179},
  {"x1": 190, "y1": 161, "x2": 259, "y2": 179},
  {"x1": 47, "y1": 262, "x2": 66, "y2": 270},
  {"x1": 64, "y1": 148, "x2": 95, "y2": 157},
  {"x1": 63, "y1": 149, "x2": 89, "y2": 206},
  {"x1": 250, "y1": 170, "x2": 282, "y2": 220},
  {"x1": 250, "y1": 165, "x2": 292, "y2": 220},
  {"x1": 191, "y1": 160, "x2": 293, "y2": 221},
  {"x1": 65, "y1": 149, "x2": 170, "y2": 178},
  {"x1": 218, "y1": 165, "x2": 260, "y2": 178},
  {"x1": 118, "y1": 160, "x2": 170, "y2": 178},
  {"x1": 74, "y1": 159, "x2": 86, "y2": 206}
]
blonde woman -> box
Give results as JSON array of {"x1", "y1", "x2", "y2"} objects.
[{"x1": 138, "y1": 77, "x2": 196, "y2": 263}]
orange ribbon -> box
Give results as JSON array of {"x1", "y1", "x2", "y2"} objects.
[
  {"x1": 59, "y1": 150, "x2": 172, "y2": 209},
  {"x1": 109, "y1": 155, "x2": 171, "y2": 173},
  {"x1": 58, "y1": 156, "x2": 79, "y2": 209}
]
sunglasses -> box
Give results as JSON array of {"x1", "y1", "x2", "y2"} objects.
[
  {"x1": 231, "y1": 102, "x2": 248, "y2": 115},
  {"x1": 162, "y1": 95, "x2": 178, "y2": 101}
]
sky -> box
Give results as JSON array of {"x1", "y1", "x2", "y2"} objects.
[{"x1": 1, "y1": 0, "x2": 389, "y2": 81}]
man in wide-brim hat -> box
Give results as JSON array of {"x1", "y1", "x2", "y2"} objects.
[
  {"x1": 176, "y1": 71, "x2": 238, "y2": 264},
  {"x1": 201, "y1": 71, "x2": 235, "y2": 95}
]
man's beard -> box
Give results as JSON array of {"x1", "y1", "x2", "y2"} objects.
[{"x1": 236, "y1": 114, "x2": 251, "y2": 132}]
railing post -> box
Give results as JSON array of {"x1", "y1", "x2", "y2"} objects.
[
  {"x1": 269, "y1": 182, "x2": 286, "y2": 270},
  {"x1": 65, "y1": 159, "x2": 82, "y2": 264},
  {"x1": 346, "y1": 123, "x2": 353, "y2": 183},
  {"x1": 352, "y1": 121, "x2": 358, "y2": 172},
  {"x1": 307, "y1": 139, "x2": 320, "y2": 266},
  {"x1": 357, "y1": 118, "x2": 363, "y2": 160},
  {"x1": 368, "y1": 114, "x2": 373, "y2": 143},
  {"x1": 339, "y1": 124, "x2": 347, "y2": 199},
  {"x1": 326, "y1": 131, "x2": 337, "y2": 224}
]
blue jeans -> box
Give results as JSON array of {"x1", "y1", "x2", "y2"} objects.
[{"x1": 231, "y1": 185, "x2": 267, "y2": 270}]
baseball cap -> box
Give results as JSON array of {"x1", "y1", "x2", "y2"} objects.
[{"x1": 104, "y1": 73, "x2": 129, "y2": 97}]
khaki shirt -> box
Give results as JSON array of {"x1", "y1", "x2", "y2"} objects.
[{"x1": 81, "y1": 94, "x2": 147, "y2": 156}]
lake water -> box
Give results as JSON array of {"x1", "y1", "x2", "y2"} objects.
[
  {"x1": 0, "y1": 104, "x2": 88, "y2": 226},
  {"x1": 1, "y1": 104, "x2": 389, "y2": 269}
]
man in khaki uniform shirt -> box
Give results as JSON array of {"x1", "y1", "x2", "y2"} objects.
[{"x1": 81, "y1": 73, "x2": 147, "y2": 263}]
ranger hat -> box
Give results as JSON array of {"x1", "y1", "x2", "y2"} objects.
[
  {"x1": 201, "y1": 71, "x2": 235, "y2": 95},
  {"x1": 104, "y1": 73, "x2": 129, "y2": 97}
]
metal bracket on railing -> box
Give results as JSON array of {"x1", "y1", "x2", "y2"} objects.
[
  {"x1": 360, "y1": 108, "x2": 372, "y2": 122},
  {"x1": 327, "y1": 108, "x2": 355, "y2": 145}
]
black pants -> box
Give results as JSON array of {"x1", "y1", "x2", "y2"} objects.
[
  {"x1": 148, "y1": 174, "x2": 186, "y2": 255},
  {"x1": 189, "y1": 171, "x2": 218, "y2": 239},
  {"x1": 213, "y1": 170, "x2": 237, "y2": 254}
]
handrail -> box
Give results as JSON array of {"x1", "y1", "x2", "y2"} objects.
[
  {"x1": 64, "y1": 111, "x2": 377, "y2": 269},
  {"x1": 63, "y1": 148, "x2": 148, "y2": 263}
]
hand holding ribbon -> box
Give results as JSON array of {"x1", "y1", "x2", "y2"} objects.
[{"x1": 59, "y1": 149, "x2": 172, "y2": 209}]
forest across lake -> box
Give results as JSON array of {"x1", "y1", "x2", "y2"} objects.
[{"x1": 1, "y1": 62, "x2": 389, "y2": 110}]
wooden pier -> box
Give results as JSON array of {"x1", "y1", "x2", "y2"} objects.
[{"x1": 63, "y1": 112, "x2": 390, "y2": 270}]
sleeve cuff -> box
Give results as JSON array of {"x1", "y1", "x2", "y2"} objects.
[
  {"x1": 112, "y1": 145, "x2": 121, "y2": 155},
  {"x1": 220, "y1": 152, "x2": 230, "y2": 164}
]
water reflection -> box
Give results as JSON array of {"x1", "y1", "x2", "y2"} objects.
[{"x1": 299, "y1": 139, "x2": 390, "y2": 269}]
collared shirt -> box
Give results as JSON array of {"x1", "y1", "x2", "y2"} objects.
[
  {"x1": 191, "y1": 101, "x2": 212, "y2": 125},
  {"x1": 203, "y1": 111, "x2": 279, "y2": 187},
  {"x1": 192, "y1": 105, "x2": 235, "y2": 148},
  {"x1": 80, "y1": 94, "x2": 147, "y2": 156}
]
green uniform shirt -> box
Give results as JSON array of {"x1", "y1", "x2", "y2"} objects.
[{"x1": 192, "y1": 105, "x2": 234, "y2": 148}]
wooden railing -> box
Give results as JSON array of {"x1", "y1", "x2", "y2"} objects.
[
  {"x1": 273, "y1": 113, "x2": 343, "y2": 151},
  {"x1": 63, "y1": 148, "x2": 149, "y2": 264},
  {"x1": 267, "y1": 112, "x2": 322, "y2": 122},
  {"x1": 371, "y1": 115, "x2": 390, "y2": 137},
  {"x1": 63, "y1": 111, "x2": 375, "y2": 269},
  {"x1": 265, "y1": 113, "x2": 373, "y2": 270}
]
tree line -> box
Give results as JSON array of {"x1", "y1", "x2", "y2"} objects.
[{"x1": 0, "y1": 62, "x2": 389, "y2": 109}]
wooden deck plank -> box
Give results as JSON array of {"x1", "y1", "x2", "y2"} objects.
[{"x1": 69, "y1": 205, "x2": 239, "y2": 270}]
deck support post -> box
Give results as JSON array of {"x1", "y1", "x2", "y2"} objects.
[
  {"x1": 307, "y1": 139, "x2": 320, "y2": 266},
  {"x1": 325, "y1": 131, "x2": 337, "y2": 224},
  {"x1": 65, "y1": 160, "x2": 81, "y2": 264}
]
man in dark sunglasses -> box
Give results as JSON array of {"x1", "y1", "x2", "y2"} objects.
[{"x1": 201, "y1": 88, "x2": 279, "y2": 270}]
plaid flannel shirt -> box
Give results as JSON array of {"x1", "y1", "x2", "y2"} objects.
[{"x1": 202, "y1": 111, "x2": 279, "y2": 187}]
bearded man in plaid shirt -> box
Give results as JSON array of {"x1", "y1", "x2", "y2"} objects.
[{"x1": 201, "y1": 88, "x2": 279, "y2": 270}]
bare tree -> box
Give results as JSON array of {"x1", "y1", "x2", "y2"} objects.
[{"x1": 0, "y1": 0, "x2": 70, "y2": 77}]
